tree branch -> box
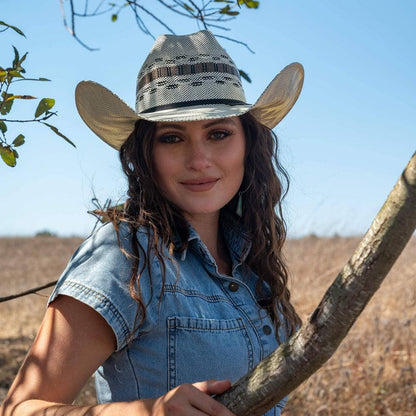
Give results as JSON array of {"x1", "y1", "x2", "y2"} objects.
[
  {"x1": 60, "y1": 0, "x2": 99, "y2": 51},
  {"x1": 63, "y1": 1, "x2": 254, "y2": 52},
  {"x1": 0, "y1": 280, "x2": 57, "y2": 303},
  {"x1": 216, "y1": 150, "x2": 416, "y2": 415},
  {"x1": 0, "y1": 113, "x2": 56, "y2": 123},
  {"x1": 129, "y1": 2, "x2": 175, "y2": 36},
  {"x1": 215, "y1": 33, "x2": 255, "y2": 53}
]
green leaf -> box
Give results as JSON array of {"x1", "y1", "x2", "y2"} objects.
[
  {"x1": 35, "y1": 98, "x2": 55, "y2": 118},
  {"x1": 238, "y1": 0, "x2": 259, "y2": 7},
  {"x1": 12, "y1": 134, "x2": 25, "y2": 147},
  {"x1": 13, "y1": 149, "x2": 19, "y2": 159},
  {"x1": 0, "y1": 146, "x2": 17, "y2": 167},
  {"x1": 0, "y1": 21, "x2": 26, "y2": 37},
  {"x1": 0, "y1": 99, "x2": 13, "y2": 115},
  {"x1": 219, "y1": 5, "x2": 239, "y2": 15},
  {"x1": 14, "y1": 51, "x2": 28, "y2": 73},
  {"x1": 38, "y1": 78, "x2": 51, "y2": 81},
  {"x1": 111, "y1": 14, "x2": 118, "y2": 22},
  {"x1": 42, "y1": 122, "x2": 76, "y2": 147},
  {"x1": 6, "y1": 95, "x2": 37, "y2": 101},
  {"x1": 12, "y1": 46, "x2": 20, "y2": 68},
  {"x1": 18, "y1": 52, "x2": 28, "y2": 66},
  {"x1": 0, "y1": 121, "x2": 7, "y2": 133},
  {"x1": 239, "y1": 69, "x2": 252, "y2": 83},
  {"x1": 7, "y1": 70, "x2": 24, "y2": 78}
]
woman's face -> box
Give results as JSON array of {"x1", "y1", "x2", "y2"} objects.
[{"x1": 152, "y1": 117, "x2": 245, "y2": 221}]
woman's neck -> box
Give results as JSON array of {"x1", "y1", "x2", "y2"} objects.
[{"x1": 185, "y1": 212, "x2": 231, "y2": 275}]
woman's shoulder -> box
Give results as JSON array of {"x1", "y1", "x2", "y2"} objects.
[
  {"x1": 54, "y1": 221, "x2": 153, "y2": 281},
  {"x1": 50, "y1": 221, "x2": 151, "y2": 350},
  {"x1": 82, "y1": 220, "x2": 151, "y2": 252}
]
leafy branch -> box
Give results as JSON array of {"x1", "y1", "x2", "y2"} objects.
[{"x1": 0, "y1": 22, "x2": 74, "y2": 167}]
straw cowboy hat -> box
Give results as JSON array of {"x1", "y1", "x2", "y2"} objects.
[{"x1": 75, "y1": 30, "x2": 304, "y2": 150}]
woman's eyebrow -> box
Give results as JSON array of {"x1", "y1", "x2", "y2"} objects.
[
  {"x1": 202, "y1": 118, "x2": 237, "y2": 128},
  {"x1": 156, "y1": 123, "x2": 186, "y2": 131},
  {"x1": 156, "y1": 118, "x2": 237, "y2": 132}
]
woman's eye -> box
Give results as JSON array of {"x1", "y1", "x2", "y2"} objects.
[
  {"x1": 210, "y1": 130, "x2": 231, "y2": 141},
  {"x1": 158, "y1": 134, "x2": 181, "y2": 144}
]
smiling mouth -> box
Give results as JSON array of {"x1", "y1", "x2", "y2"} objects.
[{"x1": 180, "y1": 178, "x2": 219, "y2": 192}]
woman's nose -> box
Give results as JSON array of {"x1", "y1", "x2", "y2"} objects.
[{"x1": 185, "y1": 142, "x2": 212, "y2": 170}]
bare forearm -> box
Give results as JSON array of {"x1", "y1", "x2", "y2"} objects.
[
  {"x1": 1, "y1": 382, "x2": 235, "y2": 416},
  {"x1": 1, "y1": 379, "x2": 235, "y2": 416},
  {"x1": 1, "y1": 398, "x2": 151, "y2": 416}
]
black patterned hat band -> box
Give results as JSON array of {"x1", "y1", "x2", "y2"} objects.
[{"x1": 75, "y1": 30, "x2": 304, "y2": 150}]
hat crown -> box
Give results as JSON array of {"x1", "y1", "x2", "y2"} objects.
[
  {"x1": 75, "y1": 30, "x2": 304, "y2": 150},
  {"x1": 135, "y1": 30, "x2": 246, "y2": 115}
]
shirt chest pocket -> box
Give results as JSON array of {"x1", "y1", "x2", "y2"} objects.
[{"x1": 167, "y1": 316, "x2": 254, "y2": 389}]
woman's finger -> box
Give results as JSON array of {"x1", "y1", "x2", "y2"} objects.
[
  {"x1": 193, "y1": 379, "x2": 232, "y2": 395},
  {"x1": 190, "y1": 381, "x2": 235, "y2": 416}
]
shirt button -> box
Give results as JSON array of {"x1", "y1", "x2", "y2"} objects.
[
  {"x1": 228, "y1": 282, "x2": 239, "y2": 292},
  {"x1": 263, "y1": 325, "x2": 272, "y2": 335}
]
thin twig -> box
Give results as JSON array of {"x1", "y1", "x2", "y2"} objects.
[
  {"x1": 75, "y1": 2, "x2": 114, "y2": 18},
  {"x1": 92, "y1": 0, "x2": 108, "y2": 15},
  {"x1": 60, "y1": 0, "x2": 99, "y2": 50},
  {"x1": 0, "y1": 113, "x2": 56, "y2": 123},
  {"x1": 60, "y1": 0, "x2": 73, "y2": 35},
  {"x1": 215, "y1": 33, "x2": 255, "y2": 53},
  {"x1": 133, "y1": 3, "x2": 176, "y2": 35},
  {"x1": 70, "y1": 0, "x2": 76, "y2": 38},
  {"x1": 189, "y1": 0, "x2": 208, "y2": 29},
  {"x1": 0, "y1": 280, "x2": 57, "y2": 303},
  {"x1": 157, "y1": 0, "x2": 201, "y2": 19},
  {"x1": 128, "y1": 4, "x2": 153, "y2": 37}
]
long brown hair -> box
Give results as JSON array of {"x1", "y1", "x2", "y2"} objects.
[{"x1": 110, "y1": 113, "x2": 301, "y2": 341}]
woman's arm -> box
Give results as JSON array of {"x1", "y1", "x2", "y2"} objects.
[
  {"x1": 0, "y1": 296, "x2": 235, "y2": 416},
  {"x1": 1, "y1": 295, "x2": 116, "y2": 414}
]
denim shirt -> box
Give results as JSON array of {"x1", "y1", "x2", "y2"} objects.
[{"x1": 49, "y1": 219, "x2": 288, "y2": 415}]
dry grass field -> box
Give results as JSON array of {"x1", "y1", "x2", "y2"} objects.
[{"x1": 0, "y1": 234, "x2": 415, "y2": 414}]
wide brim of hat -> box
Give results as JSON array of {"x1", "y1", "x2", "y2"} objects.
[
  {"x1": 250, "y1": 62, "x2": 304, "y2": 130},
  {"x1": 75, "y1": 62, "x2": 304, "y2": 150}
]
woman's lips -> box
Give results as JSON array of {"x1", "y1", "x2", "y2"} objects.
[{"x1": 180, "y1": 178, "x2": 219, "y2": 192}]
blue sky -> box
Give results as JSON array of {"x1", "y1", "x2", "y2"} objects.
[{"x1": 1, "y1": 0, "x2": 415, "y2": 237}]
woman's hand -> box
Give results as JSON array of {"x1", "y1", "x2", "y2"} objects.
[{"x1": 142, "y1": 379, "x2": 236, "y2": 416}]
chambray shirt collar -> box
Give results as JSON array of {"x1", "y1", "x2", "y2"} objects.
[{"x1": 176, "y1": 214, "x2": 252, "y2": 266}]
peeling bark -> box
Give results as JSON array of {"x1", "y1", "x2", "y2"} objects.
[{"x1": 216, "y1": 151, "x2": 416, "y2": 416}]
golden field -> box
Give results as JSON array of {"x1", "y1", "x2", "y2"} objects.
[{"x1": 0, "y1": 234, "x2": 415, "y2": 414}]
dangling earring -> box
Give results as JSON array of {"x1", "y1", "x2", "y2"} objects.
[
  {"x1": 236, "y1": 176, "x2": 252, "y2": 218},
  {"x1": 236, "y1": 191, "x2": 243, "y2": 217}
]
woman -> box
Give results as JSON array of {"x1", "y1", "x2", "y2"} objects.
[{"x1": 1, "y1": 30, "x2": 303, "y2": 416}]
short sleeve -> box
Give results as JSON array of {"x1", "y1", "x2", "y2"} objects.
[{"x1": 48, "y1": 222, "x2": 143, "y2": 351}]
